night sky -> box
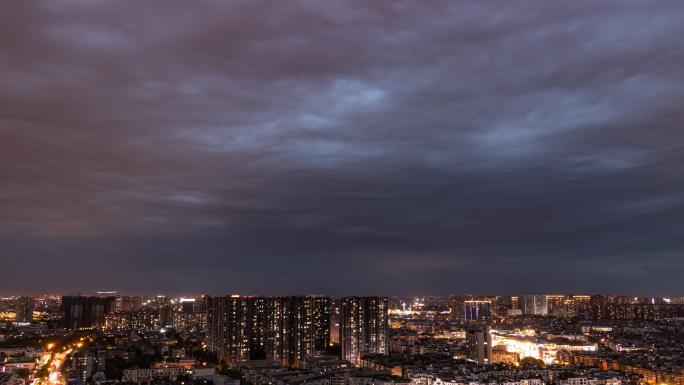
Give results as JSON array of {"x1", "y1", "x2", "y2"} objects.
[{"x1": 2, "y1": 1, "x2": 684, "y2": 297}]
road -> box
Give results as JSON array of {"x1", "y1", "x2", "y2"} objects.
[{"x1": 45, "y1": 349, "x2": 72, "y2": 385}]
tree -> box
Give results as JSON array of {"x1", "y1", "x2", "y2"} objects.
[
  {"x1": 193, "y1": 348, "x2": 218, "y2": 366},
  {"x1": 217, "y1": 368, "x2": 252, "y2": 385},
  {"x1": 520, "y1": 357, "x2": 544, "y2": 368},
  {"x1": 559, "y1": 371, "x2": 578, "y2": 380},
  {"x1": 62, "y1": 353, "x2": 73, "y2": 377},
  {"x1": 165, "y1": 328, "x2": 179, "y2": 340},
  {"x1": 12, "y1": 369, "x2": 31, "y2": 380}
]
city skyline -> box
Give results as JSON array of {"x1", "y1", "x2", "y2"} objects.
[
  {"x1": 3, "y1": 293, "x2": 683, "y2": 302},
  {"x1": 3, "y1": 2, "x2": 684, "y2": 295}
]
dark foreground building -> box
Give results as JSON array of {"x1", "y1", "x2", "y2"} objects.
[{"x1": 60, "y1": 296, "x2": 116, "y2": 329}]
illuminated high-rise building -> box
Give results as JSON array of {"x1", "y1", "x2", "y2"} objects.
[
  {"x1": 195, "y1": 295, "x2": 211, "y2": 314},
  {"x1": 511, "y1": 296, "x2": 519, "y2": 310},
  {"x1": 340, "y1": 296, "x2": 388, "y2": 365},
  {"x1": 206, "y1": 296, "x2": 227, "y2": 362},
  {"x1": 225, "y1": 296, "x2": 252, "y2": 363},
  {"x1": 330, "y1": 298, "x2": 341, "y2": 343},
  {"x1": 546, "y1": 295, "x2": 565, "y2": 315},
  {"x1": 205, "y1": 295, "x2": 250, "y2": 364},
  {"x1": 265, "y1": 296, "x2": 316, "y2": 366},
  {"x1": 206, "y1": 295, "x2": 321, "y2": 366},
  {"x1": 180, "y1": 298, "x2": 195, "y2": 313},
  {"x1": 132, "y1": 296, "x2": 143, "y2": 312},
  {"x1": 16, "y1": 296, "x2": 34, "y2": 322},
  {"x1": 465, "y1": 324, "x2": 492, "y2": 364},
  {"x1": 117, "y1": 296, "x2": 135, "y2": 312},
  {"x1": 450, "y1": 294, "x2": 473, "y2": 320},
  {"x1": 464, "y1": 301, "x2": 492, "y2": 322},
  {"x1": 249, "y1": 296, "x2": 267, "y2": 358},
  {"x1": 567, "y1": 295, "x2": 591, "y2": 319},
  {"x1": 314, "y1": 297, "x2": 331, "y2": 348},
  {"x1": 478, "y1": 296, "x2": 498, "y2": 316},
  {"x1": 590, "y1": 294, "x2": 606, "y2": 321},
  {"x1": 523, "y1": 295, "x2": 547, "y2": 315}
]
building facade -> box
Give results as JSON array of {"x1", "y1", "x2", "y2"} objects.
[
  {"x1": 546, "y1": 295, "x2": 565, "y2": 316},
  {"x1": 314, "y1": 297, "x2": 331, "y2": 349},
  {"x1": 478, "y1": 296, "x2": 498, "y2": 316},
  {"x1": 450, "y1": 294, "x2": 473, "y2": 321},
  {"x1": 464, "y1": 301, "x2": 492, "y2": 323},
  {"x1": 465, "y1": 325, "x2": 492, "y2": 364},
  {"x1": 206, "y1": 295, "x2": 323, "y2": 366},
  {"x1": 523, "y1": 295, "x2": 547, "y2": 315},
  {"x1": 61, "y1": 296, "x2": 116, "y2": 329},
  {"x1": 16, "y1": 296, "x2": 34, "y2": 323},
  {"x1": 340, "y1": 297, "x2": 389, "y2": 365}
]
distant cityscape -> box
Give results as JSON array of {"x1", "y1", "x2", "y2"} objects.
[{"x1": 2, "y1": 294, "x2": 684, "y2": 385}]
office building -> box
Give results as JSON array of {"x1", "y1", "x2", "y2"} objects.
[
  {"x1": 523, "y1": 295, "x2": 547, "y2": 315},
  {"x1": 340, "y1": 296, "x2": 388, "y2": 365},
  {"x1": 465, "y1": 324, "x2": 492, "y2": 364},
  {"x1": 464, "y1": 301, "x2": 492, "y2": 322},
  {"x1": 16, "y1": 296, "x2": 34, "y2": 322},
  {"x1": 450, "y1": 294, "x2": 473, "y2": 320},
  {"x1": 511, "y1": 296, "x2": 519, "y2": 310}
]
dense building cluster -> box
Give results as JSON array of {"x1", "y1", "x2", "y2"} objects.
[
  {"x1": 205, "y1": 296, "x2": 388, "y2": 366},
  {"x1": 2, "y1": 293, "x2": 684, "y2": 385}
]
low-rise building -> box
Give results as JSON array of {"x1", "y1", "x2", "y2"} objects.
[
  {"x1": 190, "y1": 365, "x2": 215, "y2": 380},
  {"x1": 122, "y1": 366, "x2": 186, "y2": 382},
  {"x1": 559, "y1": 377, "x2": 599, "y2": 385},
  {"x1": 0, "y1": 373, "x2": 25, "y2": 385},
  {"x1": 214, "y1": 374, "x2": 241, "y2": 385}
]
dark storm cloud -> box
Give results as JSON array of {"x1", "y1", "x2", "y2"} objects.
[{"x1": 1, "y1": 0, "x2": 684, "y2": 296}]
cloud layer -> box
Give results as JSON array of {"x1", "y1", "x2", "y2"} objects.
[{"x1": 1, "y1": 1, "x2": 684, "y2": 296}]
